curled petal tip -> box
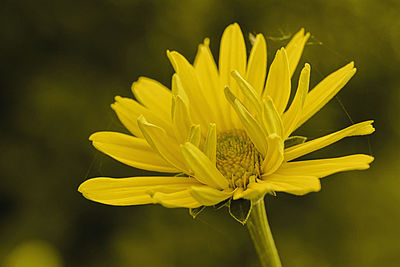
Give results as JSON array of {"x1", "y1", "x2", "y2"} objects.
[
  {"x1": 77, "y1": 184, "x2": 83, "y2": 193},
  {"x1": 114, "y1": 95, "x2": 122, "y2": 101},
  {"x1": 88, "y1": 133, "x2": 96, "y2": 141}
]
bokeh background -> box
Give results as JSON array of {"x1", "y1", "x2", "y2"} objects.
[{"x1": 1, "y1": 0, "x2": 399, "y2": 266}]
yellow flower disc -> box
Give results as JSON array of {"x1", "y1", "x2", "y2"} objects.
[{"x1": 216, "y1": 129, "x2": 262, "y2": 188}]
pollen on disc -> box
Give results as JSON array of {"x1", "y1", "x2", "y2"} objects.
[{"x1": 216, "y1": 129, "x2": 263, "y2": 188}]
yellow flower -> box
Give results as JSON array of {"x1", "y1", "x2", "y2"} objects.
[{"x1": 78, "y1": 23, "x2": 374, "y2": 209}]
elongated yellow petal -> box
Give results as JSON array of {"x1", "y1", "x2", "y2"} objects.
[
  {"x1": 246, "y1": 33, "x2": 267, "y2": 95},
  {"x1": 295, "y1": 62, "x2": 356, "y2": 129},
  {"x1": 234, "y1": 100, "x2": 268, "y2": 156},
  {"x1": 194, "y1": 38, "x2": 220, "y2": 96},
  {"x1": 219, "y1": 23, "x2": 247, "y2": 129},
  {"x1": 263, "y1": 48, "x2": 291, "y2": 114},
  {"x1": 89, "y1": 132, "x2": 178, "y2": 173},
  {"x1": 171, "y1": 95, "x2": 192, "y2": 143},
  {"x1": 78, "y1": 176, "x2": 201, "y2": 206},
  {"x1": 152, "y1": 190, "x2": 201, "y2": 208},
  {"x1": 171, "y1": 74, "x2": 193, "y2": 143},
  {"x1": 276, "y1": 154, "x2": 374, "y2": 178},
  {"x1": 284, "y1": 120, "x2": 375, "y2": 161},
  {"x1": 232, "y1": 70, "x2": 262, "y2": 117},
  {"x1": 190, "y1": 186, "x2": 233, "y2": 206},
  {"x1": 181, "y1": 142, "x2": 229, "y2": 189},
  {"x1": 194, "y1": 38, "x2": 230, "y2": 131},
  {"x1": 219, "y1": 23, "x2": 247, "y2": 94},
  {"x1": 282, "y1": 63, "x2": 310, "y2": 138},
  {"x1": 262, "y1": 134, "x2": 284, "y2": 176},
  {"x1": 167, "y1": 51, "x2": 212, "y2": 131},
  {"x1": 171, "y1": 73, "x2": 189, "y2": 104},
  {"x1": 111, "y1": 97, "x2": 143, "y2": 137},
  {"x1": 131, "y1": 77, "x2": 172, "y2": 118},
  {"x1": 111, "y1": 96, "x2": 173, "y2": 138},
  {"x1": 204, "y1": 123, "x2": 217, "y2": 164},
  {"x1": 225, "y1": 87, "x2": 268, "y2": 156},
  {"x1": 261, "y1": 174, "x2": 321, "y2": 195},
  {"x1": 137, "y1": 116, "x2": 189, "y2": 172},
  {"x1": 233, "y1": 182, "x2": 270, "y2": 200},
  {"x1": 262, "y1": 97, "x2": 284, "y2": 137},
  {"x1": 285, "y1": 28, "x2": 310, "y2": 77},
  {"x1": 187, "y1": 124, "x2": 201, "y2": 147}
]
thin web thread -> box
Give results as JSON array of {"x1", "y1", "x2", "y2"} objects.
[
  {"x1": 312, "y1": 35, "x2": 374, "y2": 155},
  {"x1": 195, "y1": 216, "x2": 232, "y2": 239},
  {"x1": 266, "y1": 29, "x2": 373, "y2": 155},
  {"x1": 83, "y1": 114, "x2": 115, "y2": 180}
]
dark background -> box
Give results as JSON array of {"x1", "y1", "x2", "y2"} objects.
[{"x1": 1, "y1": 0, "x2": 399, "y2": 266}]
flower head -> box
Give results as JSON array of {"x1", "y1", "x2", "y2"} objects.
[{"x1": 78, "y1": 23, "x2": 374, "y2": 211}]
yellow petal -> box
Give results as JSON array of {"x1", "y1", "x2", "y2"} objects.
[
  {"x1": 262, "y1": 96, "x2": 284, "y2": 137},
  {"x1": 194, "y1": 38, "x2": 230, "y2": 131},
  {"x1": 285, "y1": 28, "x2": 310, "y2": 77},
  {"x1": 187, "y1": 124, "x2": 201, "y2": 147},
  {"x1": 284, "y1": 120, "x2": 375, "y2": 161},
  {"x1": 167, "y1": 51, "x2": 212, "y2": 131},
  {"x1": 219, "y1": 23, "x2": 247, "y2": 94},
  {"x1": 231, "y1": 70, "x2": 262, "y2": 117},
  {"x1": 152, "y1": 190, "x2": 201, "y2": 208},
  {"x1": 171, "y1": 95, "x2": 192, "y2": 143},
  {"x1": 218, "y1": 23, "x2": 247, "y2": 129},
  {"x1": 171, "y1": 73, "x2": 189, "y2": 104},
  {"x1": 261, "y1": 174, "x2": 321, "y2": 195},
  {"x1": 111, "y1": 96, "x2": 173, "y2": 138},
  {"x1": 263, "y1": 48, "x2": 291, "y2": 114},
  {"x1": 295, "y1": 62, "x2": 356, "y2": 129},
  {"x1": 110, "y1": 97, "x2": 143, "y2": 137},
  {"x1": 137, "y1": 116, "x2": 189, "y2": 172},
  {"x1": 78, "y1": 176, "x2": 201, "y2": 206},
  {"x1": 190, "y1": 186, "x2": 233, "y2": 206},
  {"x1": 204, "y1": 123, "x2": 217, "y2": 164},
  {"x1": 180, "y1": 142, "x2": 229, "y2": 189},
  {"x1": 282, "y1": 63, "x2": 310, "y2": 138},
  {"x1": 262, "y1": 134, "x2": 284, "y2": 176},
  {"x1": 89, "y1": 132, "x2": 178, "y2": 173},
  {"x1": 225, "y1": 87, "x2": 268, "y2": 156},
  {"x1": 131, "y1": 77, "x2": 172, "y2": 118},
  {"x1": 276, "y1": 154, "x2": 374, "y2": 178},
  {"x1": 246, "y1": 33, "x2": 267, "y2": 95},
  {"x1": 233, "y1": 182, "x2": 270, "y2": 200}
]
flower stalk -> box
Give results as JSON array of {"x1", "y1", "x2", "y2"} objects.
[{"x1": 247, "y1": 198, "x2": 282, "y2": 267}]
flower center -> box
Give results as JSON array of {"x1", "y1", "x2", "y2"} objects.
[{"x1": 216, "y1": 129, "x2": 263, "y2": 188}]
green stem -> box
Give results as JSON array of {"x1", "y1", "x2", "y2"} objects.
[{"x1": 247, "y1": 198, "x2": 282, "y2": 267}]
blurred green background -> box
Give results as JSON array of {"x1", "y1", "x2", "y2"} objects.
[{"x1": 1, "y1": 0, "x2": 399, "y2": 266}]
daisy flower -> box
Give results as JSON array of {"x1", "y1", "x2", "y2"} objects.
[
  {"x1": 78, "y1": 23, "x2": 374, "y2": 267},
  {"x1": 79, "y1": 23, "x2": 373, "y2": 209}
]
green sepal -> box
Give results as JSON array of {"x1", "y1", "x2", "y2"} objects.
[
  {"x1": 189, "y1": 206, "x2": 206, "y2": 219},
  {"x1": 174, "y1": 172, "x2": 187, "y2": 177},
  {"x1": 214, "y1": 198, "x2": 230, "y2": 210},
  {"x1": 228, "y1": 198, "x2": 252, "y2": 225},
  {"x1": 284, "y1": 136, "x2": 307, "y2": 148}
]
